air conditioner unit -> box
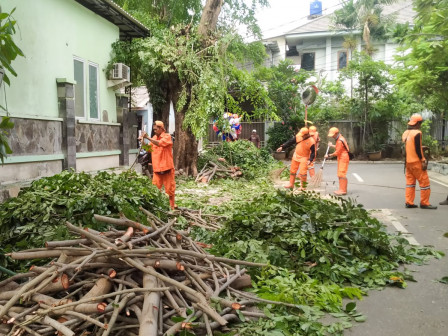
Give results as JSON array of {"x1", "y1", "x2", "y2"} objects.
[{"x1": 110, "y1": 63, "x2": 130, "y2": 81}]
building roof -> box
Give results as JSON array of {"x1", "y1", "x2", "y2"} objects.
[
  {"x1": 286, "y1": 0, "x2": 414, "y2": 36},
  {"x1": 74, "y1": 0, "x2": 149, "y2": 39}
]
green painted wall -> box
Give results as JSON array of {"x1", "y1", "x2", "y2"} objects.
[{"x1": 1, "y1": 0, "x2": 119, "y2": 122}]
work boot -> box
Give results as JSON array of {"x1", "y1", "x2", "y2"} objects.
[
  {"x1": 169, "y1": 195, "x2": 177, "y2": 210},
  {"x1": 284, "y1": 175, "x2": 296, "y2": 189},
  {"x1": 405, "y1": 203, "x2": 418, "y2": 208},
  {"x1": 440, "y1": 197, "x2": 448, "y2": 205},
  {"x1": 334, "y1": 178, "x2": 347, "y2": 196},
  {"x1": 420, "y1": 204, "x2": 437, "y2": 210}
]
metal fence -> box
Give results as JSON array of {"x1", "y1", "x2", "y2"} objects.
[{"x1": 431, "y1": 115, "x2": 448, "y2": 149}]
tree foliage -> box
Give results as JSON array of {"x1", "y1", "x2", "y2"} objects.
[
  {"x1": 0, "y1": 170, "x2": 169, "y2": 273},
  {"x1": 0, "y1": 7, "x2": 24, "y2": 87},
  {"x1": 111, "y1": 0, "x2": 274, "y2": 175},
  {"x1": 0, "y1": 7, "x2": 23, "y2": 163},
  {"x1": 332, "y1": 0, "x2": 398, "y2": 55},
  {"x1": 392, "y1": 0, "x2": 448, "y2": 119},
  {"x1": 340, "y1": 52, "x2": 397, "y2": 149}
]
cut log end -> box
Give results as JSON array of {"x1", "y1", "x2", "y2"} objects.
[{"x1": 108, "y1": 269, "x2": 117, "y2": 278}]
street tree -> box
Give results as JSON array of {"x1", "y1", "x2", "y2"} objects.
[
  {"x1": 340, "y1": 52, "x2": 395, "y2": 149},
  {"x1": 112, "y1": 0, "x2": 273, "y2": 175},
  {"x1": 392, "y1": 0, "x2": 448, "y2": 133},
  {"x1": 332, "y1": 0, "x2": 397, "y2": 55}
]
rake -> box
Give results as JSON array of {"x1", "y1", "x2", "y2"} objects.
[{"x1": 309, "y1": 143, "x2": 331, "y2": 189}]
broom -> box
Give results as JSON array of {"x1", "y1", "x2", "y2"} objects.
[{"x1": 309, "y1": 143, "x2": 331, "y2": 189}]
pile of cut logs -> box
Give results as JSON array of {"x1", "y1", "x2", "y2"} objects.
[
  {"x1": 0, "y1": 209, "x2": 268, "y2": 336},
  {"x1": 195, "y1": 159, "x2": 242, "y2": 183}
]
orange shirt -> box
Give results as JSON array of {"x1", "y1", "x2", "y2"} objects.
[
  {"x1": 294, "y1": 134, "x2": 315, "y2": 160},
  {"x1": 402, "y1": 129, "x2": 424, "y2": 163},
  {"x1": 151, "y1": 132, "x2": 174, "y2": 172},
  {"x1": 333, "y1": 134, "x2": 349, "y2": 161}
]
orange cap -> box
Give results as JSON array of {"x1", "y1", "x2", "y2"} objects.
[
  {"x1": 408, "y1": 114, "x2": 423, "y2": 125},
  {"x1": 328, "y1": 127, "x2": 339, "y2": 137},
  {"x1": 154, "y1": 120, "x2": 165, "y2": 129},
  {"x1": 309, "y1": 126, "x2": 317, "y2": 135},
  {"x1": 299, "y1": 127, "x2": 309, "y2": 136}
]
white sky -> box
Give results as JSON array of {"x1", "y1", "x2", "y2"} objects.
[{"x1": 257, "y1": 0, "x2": 344, "y2": 38}]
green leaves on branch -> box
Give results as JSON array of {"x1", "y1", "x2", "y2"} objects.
[
  {"x1": 198, "y1": 140, "x2": 277, "y2": 179},
  {"x1": 0, "y1": 7, "x2": 24, "y2": 86},
  {"x1": 0, "y1": 170, "x2": 169, "y2": 274},
  {"x1": 212, "y1": 190, "x2": 440, "y2": 288}
]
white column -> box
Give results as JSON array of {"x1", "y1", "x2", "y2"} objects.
[{"x1": 326, "y1": 37, "x2": 332, "y2": 80}]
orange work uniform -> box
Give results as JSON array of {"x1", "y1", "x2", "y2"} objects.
[
  {"x1": 332, "y1": 134, "x2": 350, "y2": 194},
  {"x1": 402, "y1": 129, "x2": 431, "y2": 206},
  {"x1": 308, "y1": 132, "x2": 320, "y2": 178},
  {"x1": 289, "y1": 134, "x2": 316, "y2": 187},
  {"x1": 151, "y1": 132, "x2": 176, "y2": 208}
]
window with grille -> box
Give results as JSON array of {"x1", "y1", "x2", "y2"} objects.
[
  {"x1": 301, "y1": 52, "x2": 315, "y2": 71},
  {"x1": 338, "y1": 51, "x2": 347, "y2": 70}
]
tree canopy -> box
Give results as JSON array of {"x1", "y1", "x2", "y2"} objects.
[
  {"x1": 112, "y1": 0, "x2": 274, "y2": 174},
  {"x1": 393, "y1": 0, "x2": 448, "y2": 118},
  {"x1": 332, "y1": 0, "x2": 398, "y2": 55}
]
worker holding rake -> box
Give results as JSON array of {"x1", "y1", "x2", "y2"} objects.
[
  {"x1": 325, "y1": 127, "x2": 350, "y2": 196},
  {"x1": 277, "y1": 127, "x2": 316, "y2": 190}
]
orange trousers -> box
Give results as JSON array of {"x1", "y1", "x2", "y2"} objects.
[
  {"x1": 336, "y1": 158, "x2": 349, "y2": 193},
  {"x1": 308, "y1": 160, "x2": 315, "y2": 178},
  {"x1": 152, "y1": 169, "x2": 176, "y2": 208},
  {"x1": 405, "y1": 161, "x2": 431, "y2": 206},
  {"x1": 337, "y1": 158, "x2": 349, "y2": 178},
  {"x1": 290, "y1": 157, "x2": 308, "y2": 184}
]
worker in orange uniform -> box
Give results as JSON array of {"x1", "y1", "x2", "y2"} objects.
[
  {"x1": 325, "y1": 127, "x2": 349, "y2": 195},
  {"x1": 276, "y1": 127, "x2": 316, "y2": 189},
  {"x1": 308, "y1": 126, "x2": 320, "y2": 178},
  {"x1": 141, "y1": 121, "x2": 176, "y2": 209},
  {"x1": 402, "y1": 114, "x2": 437, "y2": 209}
]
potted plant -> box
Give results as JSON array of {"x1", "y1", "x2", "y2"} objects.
[{"x1": 365, "y1": 138, "x2": 385, "y2": 161}]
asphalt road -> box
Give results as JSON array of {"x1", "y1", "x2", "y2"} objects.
[{"x1": 317, "y1": 161, "x2": 448, "y2": 336}]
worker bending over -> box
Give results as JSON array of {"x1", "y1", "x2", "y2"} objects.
[
  {"x1": 277, "y1": 127, "x2": 316, "y2": 189},
  {"x1": 325, "y1": 127, "x2": 349, "y2": 196},
  {"x1": 308, "y1": 126, "x2": 320, "y2": 178},
  {"x1": 141, "y1": 121, "x2": 176, "y2": 209},
  {"x1": 402, "y1": 114, "x2": 436, "y2": 209}
]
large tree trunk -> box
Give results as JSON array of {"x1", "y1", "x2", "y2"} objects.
[
  {"x1": 151, "y1": 80, "x2": 171, "y2": 135},
  {"x1": 167, "y1": 0, "x2": 223, "y2": 176},
  {"x1": 198, "y1": 0, "x2": 224, "y2": 37},
  {"x1": 170, "y1": 78, "x2": 198, "y2": 176}
]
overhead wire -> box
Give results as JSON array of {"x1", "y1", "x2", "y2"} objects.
[{"x1": 240, "y1": 1, "x2": 406, "y2": 70}]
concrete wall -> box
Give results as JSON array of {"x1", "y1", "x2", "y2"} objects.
[
  {"x1": 0, "y1": 160, "x2": 63, "y2": 185},
  {"x1": 6, "y1": 118, "x2": 63, "y2": 155},
  {"x1": 76, "y1": 155, "x2": 120, "y2": 172},
  {"x1": 76, "y1": 123, "x2": 121, "y2": 152}
]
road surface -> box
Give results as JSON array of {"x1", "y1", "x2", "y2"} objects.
[{"x1": 316, "y1": 161, "x2": 448, "y2": 336}]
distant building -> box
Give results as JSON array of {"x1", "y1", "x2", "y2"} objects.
[{"x1": 262, "y1": 0, "x2": 414, "y2": 83}]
